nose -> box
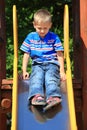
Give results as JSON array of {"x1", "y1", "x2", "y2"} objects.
[{"x1": 41, "y1": 29, "x2": 44, "y2": 33}]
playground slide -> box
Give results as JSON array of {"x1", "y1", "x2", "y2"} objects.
[
  {"x1": 11, "y1": 5, "x2": 77, "y2": 130},
  {"x1": 17, "y1": 79, "x2": 69, "y2": 130}
]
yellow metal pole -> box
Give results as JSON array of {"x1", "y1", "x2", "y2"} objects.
[
  {"x1": 64, "y1": 4, "x2": 69, "y2": 58},
  {"x1": 64, "y1": 5, "x2": 77, "y2": 130},
  {"x1": 66, "y1": 57, "x2": 77, "y2": 130},
  {"x1": 11, "y1": 5, "x2": 18, "y2": 130}
]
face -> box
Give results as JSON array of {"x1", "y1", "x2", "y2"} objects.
[{"x1": 33, "y1": 21, "x2": 52, "y2": 38}]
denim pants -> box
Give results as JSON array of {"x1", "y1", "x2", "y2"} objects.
[{"x1": 28, "y1": 63, "x2": 61, "y2": 101}]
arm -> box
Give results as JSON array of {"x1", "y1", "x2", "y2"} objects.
[
  {"x1": 57, "y1": 51, "x2": 66, "y2": 81},
  {"x1": 22, "y1": 52, "x2": 30, "y2": 79}
]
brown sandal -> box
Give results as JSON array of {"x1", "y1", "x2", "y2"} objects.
[
  {"x1": 31, "y1": 94, "x2": 46, "y2": 105},
  {"x1": 44, "y1": 97, "x2": 62, "y2": 111}
]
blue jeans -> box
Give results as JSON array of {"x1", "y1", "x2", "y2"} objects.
[{"x1": 28, "y1": 63, "x2": 61, "y2": 101}]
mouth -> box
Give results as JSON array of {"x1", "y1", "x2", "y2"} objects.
[{"x1": 40, "y1": 33, "x2": 45, "y2": 36}]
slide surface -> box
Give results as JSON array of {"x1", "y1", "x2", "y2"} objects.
[{"x1": 17, "y1": 79, "x2": 70, "y2": 130}]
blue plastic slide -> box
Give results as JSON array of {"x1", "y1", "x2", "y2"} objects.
[{"x1": 17, "y1": 79, "x2": 69, "y2": 130}]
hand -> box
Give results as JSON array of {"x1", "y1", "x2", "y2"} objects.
[
  {"x1": 22, "y1": 72, "x2": 29, "y2": 79},
  {"x1": 60, "y1": 72, "x2": 66, "y2": 81}
]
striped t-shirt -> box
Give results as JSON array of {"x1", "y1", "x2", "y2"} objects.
[{"x1": 20, "y1": 31, "x2": 64, "y2": 65}]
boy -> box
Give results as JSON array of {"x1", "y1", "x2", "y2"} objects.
[{"x1": 20, "y1": 9, "x2": 66, "y2": 110}]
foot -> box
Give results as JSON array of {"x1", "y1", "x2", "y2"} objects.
[
  {"x1": 44, "y1": 97, "x2": 62, "y2": 111},
  {"x1": 31, "y1": 94, "x2": 46, "y2": 106}
]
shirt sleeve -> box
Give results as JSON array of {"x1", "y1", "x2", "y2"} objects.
[
  {"x1": 54, "y1": 35, "x2": 64, "y2": 51},
  {"x1": 20, "y1": 34, "x2": 31, "y2": 53}
]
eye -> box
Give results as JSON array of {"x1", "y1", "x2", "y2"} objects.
[
  {"x1": 44, "y1": 27, "x2": 47, "y2": 30},
  {"x1": 38, "y1": 27, "x2": 41, "y2": 30}
]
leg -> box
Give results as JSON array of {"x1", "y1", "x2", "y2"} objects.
[
  {"x1": 28, "y1": 65, "x2": 45, "y2": 101},
  {"x1": 45, "y1": 63, "x2": 61, "y2": 99},
  {"x1": 44, "y1": 64, "x2": 62, "y2": 110}
]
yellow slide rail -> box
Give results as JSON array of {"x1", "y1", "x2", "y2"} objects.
[
  {"x1": 11, "y1": 5, "x2": 18, "y2": 130},
  {"x1": 64, "y1": 5, "x2": 77, "y2": 130}
]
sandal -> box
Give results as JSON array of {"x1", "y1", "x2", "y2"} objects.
[
  {"x1": 31, "y1": 94, "x2": 46, "y2": 105},
  {"x1": 44, "y1": 97, "x2": 62, "y2": 111}
]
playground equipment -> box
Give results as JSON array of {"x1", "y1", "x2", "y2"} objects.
[
  {"x1": 11, "y1": 5, "x2": 77, "y2": 130},
  {"x1": 0, "y1": 0, "x2": 87, "y2": 130},
  {"x1": 64, "y1": 5, "x2": 77, "y2": 130},
  {"x1": 11, "y1": 5, "x2": 18, "y2": 130}
]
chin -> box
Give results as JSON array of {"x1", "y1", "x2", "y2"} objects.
[{"x1": 40, "y1": 34, "x2": 45, "y2": 38}]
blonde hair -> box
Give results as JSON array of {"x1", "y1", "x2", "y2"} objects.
[{"x1": 33, "y1": 9, "x2": 52, "y2": 23}]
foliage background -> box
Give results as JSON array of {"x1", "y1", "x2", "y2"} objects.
[{"x1": 5, "y1": 0, "x2": 72, "y2": 78}]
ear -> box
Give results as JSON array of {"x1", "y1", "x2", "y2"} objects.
[
  {"x1": 33, "y1": 21, "x2": 36, "y2": 28},
  {"x1": 49, "y1": 22, "x2": 52, "y2": 29}
]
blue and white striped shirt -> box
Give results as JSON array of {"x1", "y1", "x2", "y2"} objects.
[{"x1": 20, "y1": 31, "x2": 64, "y2": 65}]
